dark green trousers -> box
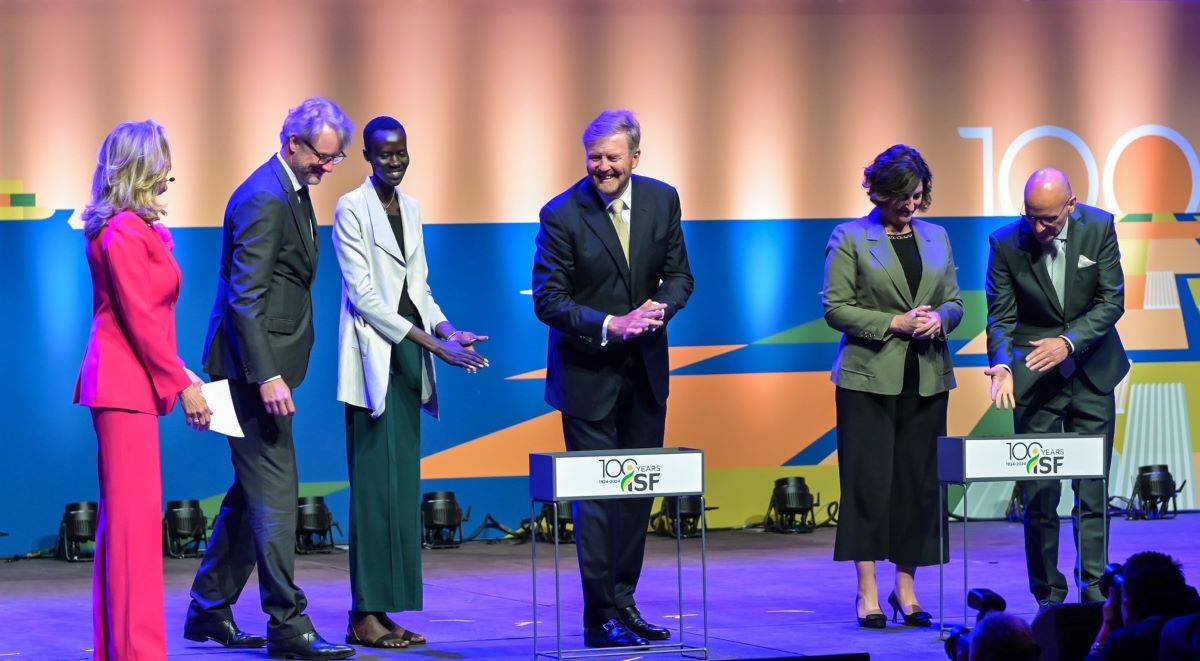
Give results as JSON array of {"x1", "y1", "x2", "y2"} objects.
[{"x1": 345, "y1": 336, "x2": 423, "y2": 612}]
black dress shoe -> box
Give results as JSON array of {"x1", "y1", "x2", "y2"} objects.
[
  {"x1": 183, "y1": 616, "x2": 267, "y2": 648},
  {"x1": 267, "y1": 631, "x2": 356, "y2": 659},
  {"x1": 618, "y1": 605, "x2": 671, "y2": 641},
  {"x1": 583, "y1": 619, "x2": 648, "y2": 648}
]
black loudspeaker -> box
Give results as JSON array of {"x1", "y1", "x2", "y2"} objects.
[{"x1": 1031, "y1": 603, "x2": 1102, "y2": 661}]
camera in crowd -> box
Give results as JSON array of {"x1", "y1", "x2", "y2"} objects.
[
  {"x1": 944, "y1": 588, "x2": 1008, "y2": 661},
  {"x1": 1099, "y1": 561, "x2": 1125, "y2": 599}
]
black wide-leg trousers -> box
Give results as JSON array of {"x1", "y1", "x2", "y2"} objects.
[{"x1": 834, "y1": 387, "x2": 949, "y2": 566}]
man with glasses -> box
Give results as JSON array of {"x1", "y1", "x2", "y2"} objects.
[
  {"x1": 189, "y1": 97, "x2": 356, "y2": 659},
  {"x1": 983, "y1": 168, "x2": 1128, "y2": 609}
]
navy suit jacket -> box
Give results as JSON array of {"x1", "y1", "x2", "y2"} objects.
[
  {"x1": 532, "y1": 175, "x2": 694, "y2": 421},
  {"x1": 985, "y1": 203, "x2": 1129, "y2": 398}
]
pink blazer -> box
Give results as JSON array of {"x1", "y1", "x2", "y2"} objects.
[{"x1": 74, "y1": 211, "x2": 191, "y2": 416}]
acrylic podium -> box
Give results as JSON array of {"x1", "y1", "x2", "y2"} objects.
[
  {"x1": 529, "y1": 447, "x2": 708, "y2": 659},
  {"x1": 937, "y1": 433, "x2": 1108, "y2": 635}
]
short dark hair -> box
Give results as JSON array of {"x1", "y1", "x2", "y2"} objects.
[
  {"x1": 863, "y1": 144, "x2": 932, "y2": 212},
  {"x1": 969, "y1": 612, "x2": 1038, "y2": 661},
  {"x1": 362, "y1": 116, "x2": 405, "y2": 152},
  {"x1": 1124, "y1": 551, "x2": 1187, "y2": 619}
]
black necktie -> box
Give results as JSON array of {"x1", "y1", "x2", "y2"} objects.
[{"x1": 297, "y1": 186, "x2": 316, "y2": 240}]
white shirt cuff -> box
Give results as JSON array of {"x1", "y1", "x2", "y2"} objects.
[
  {"x1": 1059, "y1": 335, "x2": 1075, "y2": 354},
  {"x1": 259, "y1": 375, "x2": 282, "y2": 384},
  {"x1": 601, "y1": 315, "x2": 613, "y2": 346}
]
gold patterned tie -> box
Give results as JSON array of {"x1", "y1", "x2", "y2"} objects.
[{"x1": 609, "y1": 199, "x2": 629, "y2": 265}]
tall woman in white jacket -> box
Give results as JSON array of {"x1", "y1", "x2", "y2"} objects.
[{"x1": 332, "y1": 116, "x2": 489, "y2": 649}]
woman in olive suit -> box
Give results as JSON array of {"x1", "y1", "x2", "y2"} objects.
[{"x1": 822, "y1": 144, "x2": 963, "y2": 629}]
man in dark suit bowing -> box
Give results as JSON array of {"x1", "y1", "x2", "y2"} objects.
[
  {"x1": 533, "y1": 109, "x2": 694, "y2": 648},
  {"x1": 187, "y1": 97, "x2": 355, "y2": 660},
  {"x1": 984, "y1": 168, "x2": 1129, "y2": 608}
]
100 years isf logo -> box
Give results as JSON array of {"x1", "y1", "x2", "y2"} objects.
[
  {"x1": 599, "y1": 458, "x2": 663, "y2": 492},
  {"x1": 1007, "y1": 441, "x2": 1065, "y2": 475}
]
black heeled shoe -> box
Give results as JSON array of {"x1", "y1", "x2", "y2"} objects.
[
  {"x1": 856, "y1": 596, "x2": 886, "y2": 629},
  {"x1": 887, "y1": 591, "x2": 932, "y2": 627}
]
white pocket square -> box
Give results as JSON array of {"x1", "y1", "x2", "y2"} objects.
[{"x1": 1078, "y1": 254, "x2": 1097, "y2": 268}]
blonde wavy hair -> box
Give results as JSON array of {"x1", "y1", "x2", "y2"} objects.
[{"x1": 82, "y1": 120, "x2": 172, "y2": 238}]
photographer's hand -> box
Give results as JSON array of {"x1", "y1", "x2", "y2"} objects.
[{"x1": 1092, "y1": 583, "x2": 1122, "y2": 654}]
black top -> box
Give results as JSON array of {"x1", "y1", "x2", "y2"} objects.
[
  {"x1": 890, "y1": 231, "x2": 922, "y2": 298},
  {"x1": 890, "y1": 231, "x2": 922, "y2": 395},
  {"x1": 387, "y1": 213, "x2": 420, "y2": 319}
]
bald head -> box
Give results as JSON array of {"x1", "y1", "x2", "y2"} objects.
[{"x1": 1023, "y1": 168, "x2": 1076, "y2": 244}]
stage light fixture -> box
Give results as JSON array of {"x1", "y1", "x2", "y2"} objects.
[
  {"x1": 421, "y1": 491, "x2": 465, "y2": 549},
  {"x1": 535, "y1": 501, "x2": 575, "y2": 544},
  {"x1": 58, "y1": 501, "x2": 98, "y2": 562},
  {"x1": 652, "y1": 495, "x2": 715, "y2": 539},
  {"x1": 1129, "y1": 464, "x2": 1184, "y2": 520},
  {"x1": 162, "y1": 499, "x2": 208, "y2": 558},
  {"x1": 295, "y1": 496, "x2": 340, "y2": 554},
  {"x1": 763, "y1": 477, "x2": 819, "y2": 534}
]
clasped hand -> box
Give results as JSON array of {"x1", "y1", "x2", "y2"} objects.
[
  {"x1": 609, "y1": 300, "x2": 667, "y2": 341},
  {"x1": 889, "y1": 305, "x2": 942, "y2": 340}
]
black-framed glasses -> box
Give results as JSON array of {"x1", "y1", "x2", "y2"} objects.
[
  {"x1": 1022, "y1": 200, "x2": 1072, "y2": 226},
  {"x1": 300, "y1": 137, "x2": 346, "y2": 165}
]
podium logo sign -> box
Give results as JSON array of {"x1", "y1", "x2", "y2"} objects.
[
  {"x1": 1007, "y1": 441, "x2": 1066, "y2": 475},
  {"x1": 599, "y1": 458, "x2": 663, "y2": 492},
  {"x1": 541, "y1": 451, "x2": 704, "y2": 500},
  {"x1": 957, "y1": 435, "x2": 1105, "y2": 481}
]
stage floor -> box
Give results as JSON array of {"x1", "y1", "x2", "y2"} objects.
[{"x1": 1, "y1": 515, "x2": 1194, "y2": 659}]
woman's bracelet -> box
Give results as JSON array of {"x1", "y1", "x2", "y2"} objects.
[{"x1": 446, "y1": 330, "x2": 463, "y2": 342}]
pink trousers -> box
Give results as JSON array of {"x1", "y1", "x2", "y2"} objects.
[{"x1": 91, "y1": 408, "x2": 166, "y2": 660}]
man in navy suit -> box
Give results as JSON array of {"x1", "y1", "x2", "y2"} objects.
[
  {"x1": 533, "y1": 109, "x2": 694, "y2": 648},
  {"x1": 984, "y1": 168, "x2": 1128, "y2": 608}
]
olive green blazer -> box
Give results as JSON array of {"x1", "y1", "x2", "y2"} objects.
[{"x1": 822, "y1": 211, "x2": 964, "y2": 396}]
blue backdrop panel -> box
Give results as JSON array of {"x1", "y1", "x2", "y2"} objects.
[{"x1": 0, "y1": 215, "x2": 1010, "y2": 555}]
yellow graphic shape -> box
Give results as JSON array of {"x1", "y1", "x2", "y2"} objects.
[
  {"x1": 1120, "y1": 239, "x2": 1148, "y2": 276},
  {"x1": 699, "y1": 465, "x2": 841, "y2": 528},
  {"x1": 0, "y1": 180, "x2": 58, "y2": 221},
  {"x1": 506, "y1": 344, "x2": 744, "y2": 380}
]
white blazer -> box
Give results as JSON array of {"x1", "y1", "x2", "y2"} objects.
[{"x1": 332, "y1": 177, "x2": 447, "y2": 419}]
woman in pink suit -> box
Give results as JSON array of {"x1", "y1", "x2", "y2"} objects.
[{"x1": 74, "y1": 120, "x2": 212, "y2": 660}]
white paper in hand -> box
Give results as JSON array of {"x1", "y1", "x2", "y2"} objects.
[{"x1": 201, "y1": 379, "x2": 245, "y2": 438}]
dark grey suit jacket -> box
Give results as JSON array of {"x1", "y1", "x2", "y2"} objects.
[
  {"x1": 202, "y1": 156, "x2": 320, "y2": 387},
  {"x1": 985, "y1": 203, "x2": 1129, "y2": 398}
]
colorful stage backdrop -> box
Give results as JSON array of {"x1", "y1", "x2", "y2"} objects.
[{"x1": 2, "y1": 1, "x2": 1200, "y2": 555}]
